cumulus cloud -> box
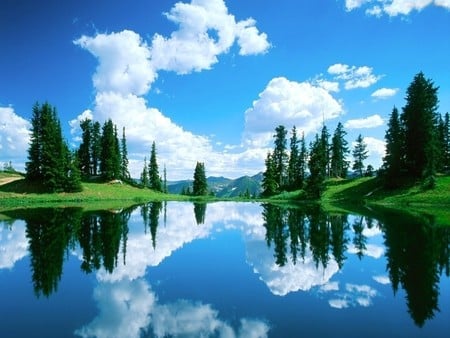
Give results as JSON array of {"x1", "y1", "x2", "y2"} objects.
[
  {"x1": 244, "y1": 77, "x2": 343, "y2": 146},
  {"x1": 73, "y1": 0, "x2": 271, "y2": 179},
  {"x1": 373, "y1": 275, "x2": 391, "y2": 285},
  {"x1": 329, "y1": 283, "x2": 378, "y2": 309},
  {"x1": 345, "y1": 0, "x2": 450, "y2": 17},
  {"x1": 0, "y1": 106, "x2": 31, "y2": 169},
  {"x1": 371, "y1": 87, "x2": 399, "y2": 99},
  {"x1": 344, "y1": 114, "x2": 384, "y2": 129},
  {"x1": 328, "y1": 63, "x2": 382, "y2": 90},
  {"x1": 151, "y1": 0, "x2": 270, "y2": 74}
]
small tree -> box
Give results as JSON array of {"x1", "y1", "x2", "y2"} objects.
[
  {"x1": 149, "y1": 141, "x2": 162, "y2": 191},
  {"x1": 330, "y1": 122, "x2": 349, "y2": 178},
  {"x1": 192, "y1": 162, "x2": 208, "y2": 196},
  {"x1": 352, "y1": 134, "x2": 368, "y2": 177},
  {"x1": 306, "y1": 134, "x2": 327, "y2": 199},
  {"x1": 140, "y1": 157, "x2": 149, "y2": 188},
  {"x1": 121, "y1": 127, "x2": 130, "y2": 181},
  {"x1": 262, "y1": 152, "x2": 277, "y2": 196}
]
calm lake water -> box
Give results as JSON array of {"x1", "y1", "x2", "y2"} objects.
[{"x1": 0, "y1": 202, "x2": 449, "y2": 338}]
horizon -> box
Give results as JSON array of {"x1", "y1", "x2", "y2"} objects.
[{"x1": 1, "y1": 0, "x2": 450, "y2": 180}]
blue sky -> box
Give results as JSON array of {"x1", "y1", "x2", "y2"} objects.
[{"x1": 1, "y1": 0, "x2": 450, "y2": 180}]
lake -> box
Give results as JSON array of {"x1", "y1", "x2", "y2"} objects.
[{"x1": 0, "y1": 202, "x2": 449, "y2": 338}]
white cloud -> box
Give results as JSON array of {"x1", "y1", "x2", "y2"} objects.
[
  {"x1": 320, "y1": 281, "x2": 340, "y2": 292},
  {"x1": 371, "y1": 87, "x2": 399, "y2": 99},
  {"x1": 0, "y1": 106, "x2": 31, "y2": 169},
  {"x1": 150, "y1": 0, "x2": 270, "y2": 74},
  {"x1": 345, "y1": 0, "x2": 450, "y2": 16},
  {"x1": 244, "y1": 77, "x2": 343, "y2": 146},
  {"x1": 327, "y1": 63, "x2": 382, "y2": 90},
  {"x1": 74, "y1": 30, "x2": 156, "y2": 95},
  {"x1": 73, "y1": 0, "x2": 270, "y2": 180},
  {"x1": 364, "y1": 136, "x2": 386, "y2": 158},
  {"x1": 344, "y1": 114, "x2": 384, "y2": 129}
]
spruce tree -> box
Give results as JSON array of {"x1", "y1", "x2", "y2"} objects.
[
  {"x1": 149, "y1": 141, "x2": 162, "y2": 191},
  {"x1": 65, "y1": 151, "x2": 83, "y2": 192},
  {"x1": 100, "y1": 119, "x2": 121, "y2": 181},
  {"x1": 262, "y1": 152, "x2": 277, "y2": 196},
  {"x1": 273, "y1": 125, "x2": 288, "y2": 190},
  {"x1": 320, "y1": 125, "x2": 331, "y2": 177},
  {"x1": 91, "y1": 121, "x2": 101, "y2": 176},
  {"x1": 141, "y1": 157, "x2": 149, "y2": 188},
  {"x1": 401, "y1": 72, "x2": 439, "y2": 180},
  {"x1": 287, "y1": 126, "x2": 300, "y2": 190},
  {"x1": 26, "y1": 102, "x2": 42, "y2": 181},
  {"x1": 78, "y1": 119, "x2": 92, "y2": 177},
  {"x1": 330, "y1": 122, "x2": 349, "y2": 178},
  {"x1": 120, "y1": 127, "x2": 130, "y2": 181},
  {"x1": 298, "y1": 132, "x2": 308, "y2": 190},
  {"x1": 352, "y1": 134, "x2": 368, "y2": 177},
  {"x1": 193, "y1": 162, "x2": 208, "y2": 196},
  {"x1": 383, "y1": 107, "x2": 404, "y2": 188},
  {"x1": 306, "y1": 134, "x2": 327, "y2": 198}
]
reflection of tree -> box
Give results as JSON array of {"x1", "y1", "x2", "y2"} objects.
[
  {"x1": 24, "y1": 208, "x2": 82, "y2": 297},
  {"x1": 149, "y1": 202, "x2": 162, "y2": 249},
  {"x1": 382, "y1": 210, "x2": 450, "y2": 327},
  {"x1": 193, "y1": 203, "x2": 207, "y2": 225},
  {"x1": 352, "y1": 216, "x2": 367, "y2": 260},
  {"x1": 262, "y1": 204, "x2": 349, "y2": 269}
]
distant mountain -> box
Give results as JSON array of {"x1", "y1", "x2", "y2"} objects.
[{"x1": 167, "y1": 173, "x2": 262, "y2": 197}]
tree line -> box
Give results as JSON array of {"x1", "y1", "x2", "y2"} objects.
[
  {"x1": 262, "y1": 72, "x2": 449, "y2": 198},
  {"x1": 25, "y1": 102, "x2": 209, "y2": 195}
]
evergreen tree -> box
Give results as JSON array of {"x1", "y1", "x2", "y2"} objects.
[
  {"x1": 192, "y1": 162, "x2": 208, "y2": 196},
  {"x1": 401, "y1": 72, "x2": 439, "y2": 180},
  {"x1": 444, "y1": 112, "x2": 450, "y2": 172},
  {"x1": 320, "y1": 125, "x2": 331, "y2": 177},
  {"x1": 148, "y1": 141, "x2": 162, "y2": 191},
  {"x1": 262, "y1": 152, "x2": 277, "y2": 196},
  {"x1": 163, "y1": 165, "x2": 168, "y2": 193},
  {"x1": 352, "y1": 134, "x2": 368, "y2": 177},
  {"x1": 330, "y1": 122, "x2": 349, "y2": 178},
  {"x1": 383, "y1": 106, "x2": 405, "y2": 188},
  {"x1": 436, "y1": 113, "x2": 450, "y2": 173},
  {"x1": 25, "y1": 102, "x2": 42, "y2": 181},
  {"x1": 298, "y1": 132, "x2": 308, "y2": 190},
  {"x1": 25, "y1": 102, "x2": 81, "y2": 192},
  {"x1": 273, "y1": 125, "x2": 288, "y2": 190},
  {"x1": 100, "y1": 119, "x2": 121, "y2": 181},
  {"x1": 140, "y1": 157, "x2": 149, "y2": 188},
  {"x1": 287, "y1": 126, "x2": 300, "y2": 190},
  {"x1": 78, "y1": 119, "x2": 93, "y2": 177},
  {"x1": 306, "y1": 134, "x2": 327, "y2": 198},
  {"x1": 65, "y1": 151, "x2": 83, "y2": 192},
  {"x1": 91, "y1": 121, "x2": 101, "y2": 176},
  {"x1": 120, "y1": 127, "x2": 130, "y2": 181}
]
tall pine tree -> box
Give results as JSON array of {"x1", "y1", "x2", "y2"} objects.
[
  {"x1": 262, "y1": 152, "x2": 277, "y2": 196},
  {"x1": 100, "y1": 119, "x2": 121, "y2": 181},
  {"x1": 193, "y1": 162, "x2": 208, "y2": 196},
  {"x1": 287, "y1": 126, "x2": 300, "y2": 190},
  {"x1": 330, "y1": 122, "x2": 349, "y2": 178},
  {"x1": 352, "y1": 134, "x2": 368, "y2": 177},
  {"x1": 149, "y1": 141, "x2": 162, "y2": 191},
  {"x1": 120, "y1": 127, "x2": 130, "y2": 181},
  {"x1": 273, "y1": 125, "x2": 288, "y2": 190},
  {"x1": 383, "y1": 107, "x2": 405, "y2": 188},
  {"x1": 401, "y1": 72, "x2": 439, "y2": 180}
]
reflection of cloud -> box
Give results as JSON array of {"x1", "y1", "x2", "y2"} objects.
[
  {"x1": 328, "y1": 283, "x2": 378, "y2": 310},
  {"x1": 320, "y1": 281, "x2": 339, "y2": 292},
  {"x1": 246, "y1": 240, "x2": 339, "y2": 296},
  {"x1": 75, "y1": 279, "x2": 154, "y2": 338},
  {"x1": 75, "y1": 278, "x2": 269, "y2": 338},
  {"x1": 0, "y1": 220, "x2": 28, "y2": 269},
  {"x1": 348, "y1": 244, "x2": 384, "y2": 259},
  {"x1": 373, "y1": 275, "x2": 390, "y2": 285}
]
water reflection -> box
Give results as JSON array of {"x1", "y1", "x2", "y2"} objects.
[{"x1": 0, "y1": 202, "x2": 449, "y2": 336}]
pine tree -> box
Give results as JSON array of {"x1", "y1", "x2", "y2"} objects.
[
  {"x1": 273, "y1": 125, "x2": 288, "y2": 190},
  {"x1": 298, "y1": 132, "x2": 308, "y2": 190},
  {"x1": 287, "y1": 126, "x2": 300, "y2": 190},
  {"x1": 65, "y1": 151, "x2": 83, "y2": 192},
  {"x1": 306, "y1": 134, "x2": 327, "y2": 198},
  {"x1": 26, "y1": 102, "x2": 42, "y2": 181},
  {"x1": 444, "y1": 112, "x2": 450, "y2": 172},
  {"x1": 91, "y1": 121, "x2": 101, "y2": 176},
  {"x1": 383, "y1": 107, "x2": 405, "y2": 188},
  {"x1": 193, "y1": 162, "x2": 208, "y2": 196},
  {"x1": 100, "y1": 119, "x2": 121, "y2": 181},
  {"x1": 120, "y1": 127, "x2": 130, "y2": 181},
  {"x1": 149, "y1": 141, "x2": 162, "y2": 191},
  {"x1": 262, "y1": 152, "x2": 277, "y2": 196},
  {"x1": 140, "y1": 157, "x2": 149, "y2": 188},
  {"x1": 401, "y1": 72, "x2": 439, "y2": 180},
  {"x1": 163, "y1": 165, "x2": 168, "y2": 193},
  {"x1": 330, "y1": 122, "x2": 349, "y2": 178},
  {"x1": 352, "y1": 134, "x2": 368, "y2": 177},
  {"x1": 78, "y1": 119, "x2": 92, "y2": 177},
  {"x1": 320, "y1": 125, "x2": 331, "y2": 177}
]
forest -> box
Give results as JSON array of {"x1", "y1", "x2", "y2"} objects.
[{"x1": 262, "y1": 72, "x2": 450, "y2": 198}]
